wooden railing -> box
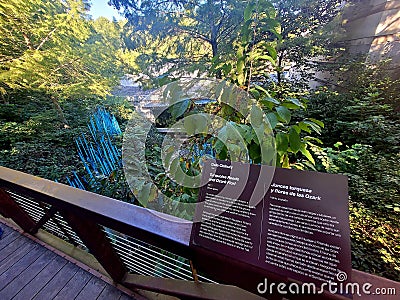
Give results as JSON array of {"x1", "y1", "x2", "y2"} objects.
[{"x1": 0, "y1": 166, "x2": 398, "y2": 300}]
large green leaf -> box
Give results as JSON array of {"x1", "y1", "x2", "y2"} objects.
[
  {"x1": 308, "y1": 118, "x2": 324, "y2": 128},
  {"x1": 235, "y1": 124, "x2": 253, "y2": 144},
  {"x1": 303, "y1": 120, "x2": 322, "y2": 134},
  {"x1": 304, "y1": 136, "x2": 323, "y2": 144},
  {"x1": 300, "y1": 144, "x2": 315, "y2": 165},
  {"x1": 227, "y1": 143, "x2": 241, "y2": 159},
  {"x1": 162, "y1": 145, "x2": 175, "y2": 168},
  {"x1": 276, "y1": 106, "x2": 291, "y2": 123},
  {"x1": 281, "y1": 154, "x2": 290, "y2": 168},
  {"x1": 169, "y1": 99, "x2": 190, "y2": 119},
  {"x1": 261, "y1": 137, "x2": 275, "y2": 163},
  {"x1": 244, "y1": 3, "x2": 255, "y2": 21},
  {"x1": 254, "y1": 84, "x2": 273, "y2": 97},
  {"x1": 213, "y1": 139, "x2": 225, "y2": 154},
  {"x1": 266, "y1": 112, "x2": 278, "y2": 129},
  {"x1": 249, "y1": 143, "x2": 261, "y2": 160},
  {"x1": 285, "y1": 98, "x2": 304, "y2": 108},
  {"x1": 265, "y1": 44, "x2": 277, "y2": 60},
  {"x1": 217, "y1": 126, "x2": 228, "y2": 143},
  {"x1": 250, "y1": 89, "x2": 260, "y2": 100},
  {"x1": 184, "y1": 114, "x2": 208, "y2": 135},
  {"x1": 258, "y1": 55, "x2": 277, "y2": 66},
  {"x1": 222, "y1": 63, "x2": 232, "y2": 76},
  {"x1": 261, "y1": 96, "x2": 280, "y2": 107},
  {"x1": 289, "y1": 127, "x2": 301, "y2": 153},
  {"x1": 183, "y1": 117, "x2": 195, "y2": 135},
  {"x1": 250, "y1": 105, "x2": 263, "y2": 127},
  {"x1": 137, "y1": 182, "x2": 152, "y2": 207},
  {"x1": 276, "y1": 132, "x2": 288, "y2": 155},
  {"x1": 241, "y1": 20, "x2": 252, "y2": 43},
  {"x1": 237, "y1": 58, "x2": 246, "y2": 86},
  {"x1": 298, "y1": 121, "x2": 312, "y2": 133}
]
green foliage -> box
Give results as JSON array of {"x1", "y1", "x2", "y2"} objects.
[
  {"x1": 270, "y1": 0, "x2": 344, "y2": 88},
  {"x1": 0, "y1": 0, "x2": 397, "y2": 283},
  {"x1": 211, "y1": 3, "x2": 324, "y2": 168},
  {"x1": 146, "y1": 135, "x2": 200, "y2": 220},
  {"x1": 314, "y1": 144, "x2": 400, "y2": 280},
  {"x1": 213, "y1": 0, "x2": 281, "y2": 87},
  {"x1": 0, "y1": 92, "x2": 133, "y2": 188},
  {"x1": 307, "y1": 61, "x2": 400, "y2": 281},
  {"x1": 0, "y1": 0, "x2": 124, "y2": 103},
  {"x1": 111, "y1": 0, "x2": 252, "y2": 84},
  {"x1": 307, "y1": 63, "x2": 400, "y2": 152},
  {"x1": 120, "y1": 2, "x2": 326, "y2": 219},
  {"x1": 0, "y1": 92, "x2": 85, "y2": 179}
]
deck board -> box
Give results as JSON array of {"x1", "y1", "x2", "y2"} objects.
[
  {"x1": 97, "y1": 283, "x2": 123, "y2": 300},
  {"x1": 0, "y1": 223, "x2": 14, "y2": 238},
  {"x1": 11, "y1": 251, "x2": 67, "y2": 300},
  {"x1": 0, "y1": 223, "x2": 140, "y2": 300},
  {"x1": 0, "y1": 243, "x2": 43, "y2": 291},
  {"x1": 0, "y1": 250, "x2": 57, "y2": 299},
  {"x1": 32, "y1": 262, "x2": 79, "y2": 300},
  {"x1": 0, "y1": 238, "x2": 38, "y2": 275},
  {"x1": 74, "y1": 276, "x2": 107, "y2": 300},
  {"x1": 0, "y1": 229, "x2": 20, "y2": 251},
  {"x1": 0, "y1": 235, "x2": 32, "y2": 262},
  {"x1": 53, "y1": 267, "x2": 93, "y2": 300}
]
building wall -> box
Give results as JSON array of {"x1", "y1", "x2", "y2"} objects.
[{"x1": 343, "y1": 0, "x2": 400, "y2": 76}]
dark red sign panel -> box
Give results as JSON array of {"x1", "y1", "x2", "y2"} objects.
[{"x1": 191, "y1": 159, "x2": 352, "y2": 295}]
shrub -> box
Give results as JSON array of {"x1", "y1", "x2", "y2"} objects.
[{"x1": 314, "y1": 143, "x2": 400, "y2": 281}]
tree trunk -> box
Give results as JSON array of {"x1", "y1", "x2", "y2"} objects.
[
  {"x1": 276, "y1": 50, "x2": 285, "y2": 99},
  {"x1": 51, "y1": 96, "x2": 69, "y2": 128},
  {"x1": 277, "y1": 51, "x2": 284, "y2": 85},
  {"x1": 211, "y1": 39, "x2": 222, "y2": 79}
]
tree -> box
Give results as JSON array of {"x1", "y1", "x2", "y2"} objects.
[
  {"x1": 211, "y1": 0, "x2": 281, "y2": 89},
  {"x1": 270, "y1": 0, "x2": 344, "y2": 90},
  {"x1": 110, "y1": 0, "x2": 344, "y2": 88},
  {"x1": 113, "y1": 0, "x2": 325, "y2": 168},
  {"x1": 109, "y1": 0, "x2": 249, "y2": 79},
  {"x1": 0, "y1": 0, "x2": 124, "y2": 125}
]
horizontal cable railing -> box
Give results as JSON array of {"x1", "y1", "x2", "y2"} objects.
[
  {"x1": 8, "y1": 190, "x2": 87, "y2": 248},
  {"x1": 8, "y1": 184, "x2": 207, "y2": 282},
  {"x1": 103, "y1": 227, "x2": 213, "y2": 282}
]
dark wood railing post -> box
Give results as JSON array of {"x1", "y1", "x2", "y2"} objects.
[
  {"x1": 60, "y1": 210, "x2": 127, "y2": 283},
  {"x1": 189, "y1": 260, "x2": 199, "y2": 282},
  {"x1": 30, "y1": 205, "x2": 57, "y2": 234},
  {"x1": 0, "y1": 188, "x2": 36, "y2": 233}
]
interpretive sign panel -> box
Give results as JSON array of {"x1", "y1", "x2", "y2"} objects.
[{"x1": 191, "y1": 159, "x2": 352, "y2": 293}]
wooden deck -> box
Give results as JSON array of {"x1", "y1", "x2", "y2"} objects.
[{"x1": 0, "y1": 224, "x2": 138, "y2": 300}]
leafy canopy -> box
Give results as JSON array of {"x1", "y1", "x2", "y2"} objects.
[
  {"x1": 0, "y1": 0, "x2": 124, "y2": 99},
  {"x1": 110, "y1": 0, "x2": 250, "y2": 79}
]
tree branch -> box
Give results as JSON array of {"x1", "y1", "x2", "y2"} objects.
[
  {"x1": 36, "y1": 28, "x2": 57, "y2": 51},
  {"x1": 22, "y1": 32, "x2": 34, "y2": 50},
  {"x1": 176, "y1": 27, "x2": 211, "y2": 43}
]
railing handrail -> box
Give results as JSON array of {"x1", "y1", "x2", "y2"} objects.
[{"x1": 0, "y1": 166, "x2": 192, "y2": 257}]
